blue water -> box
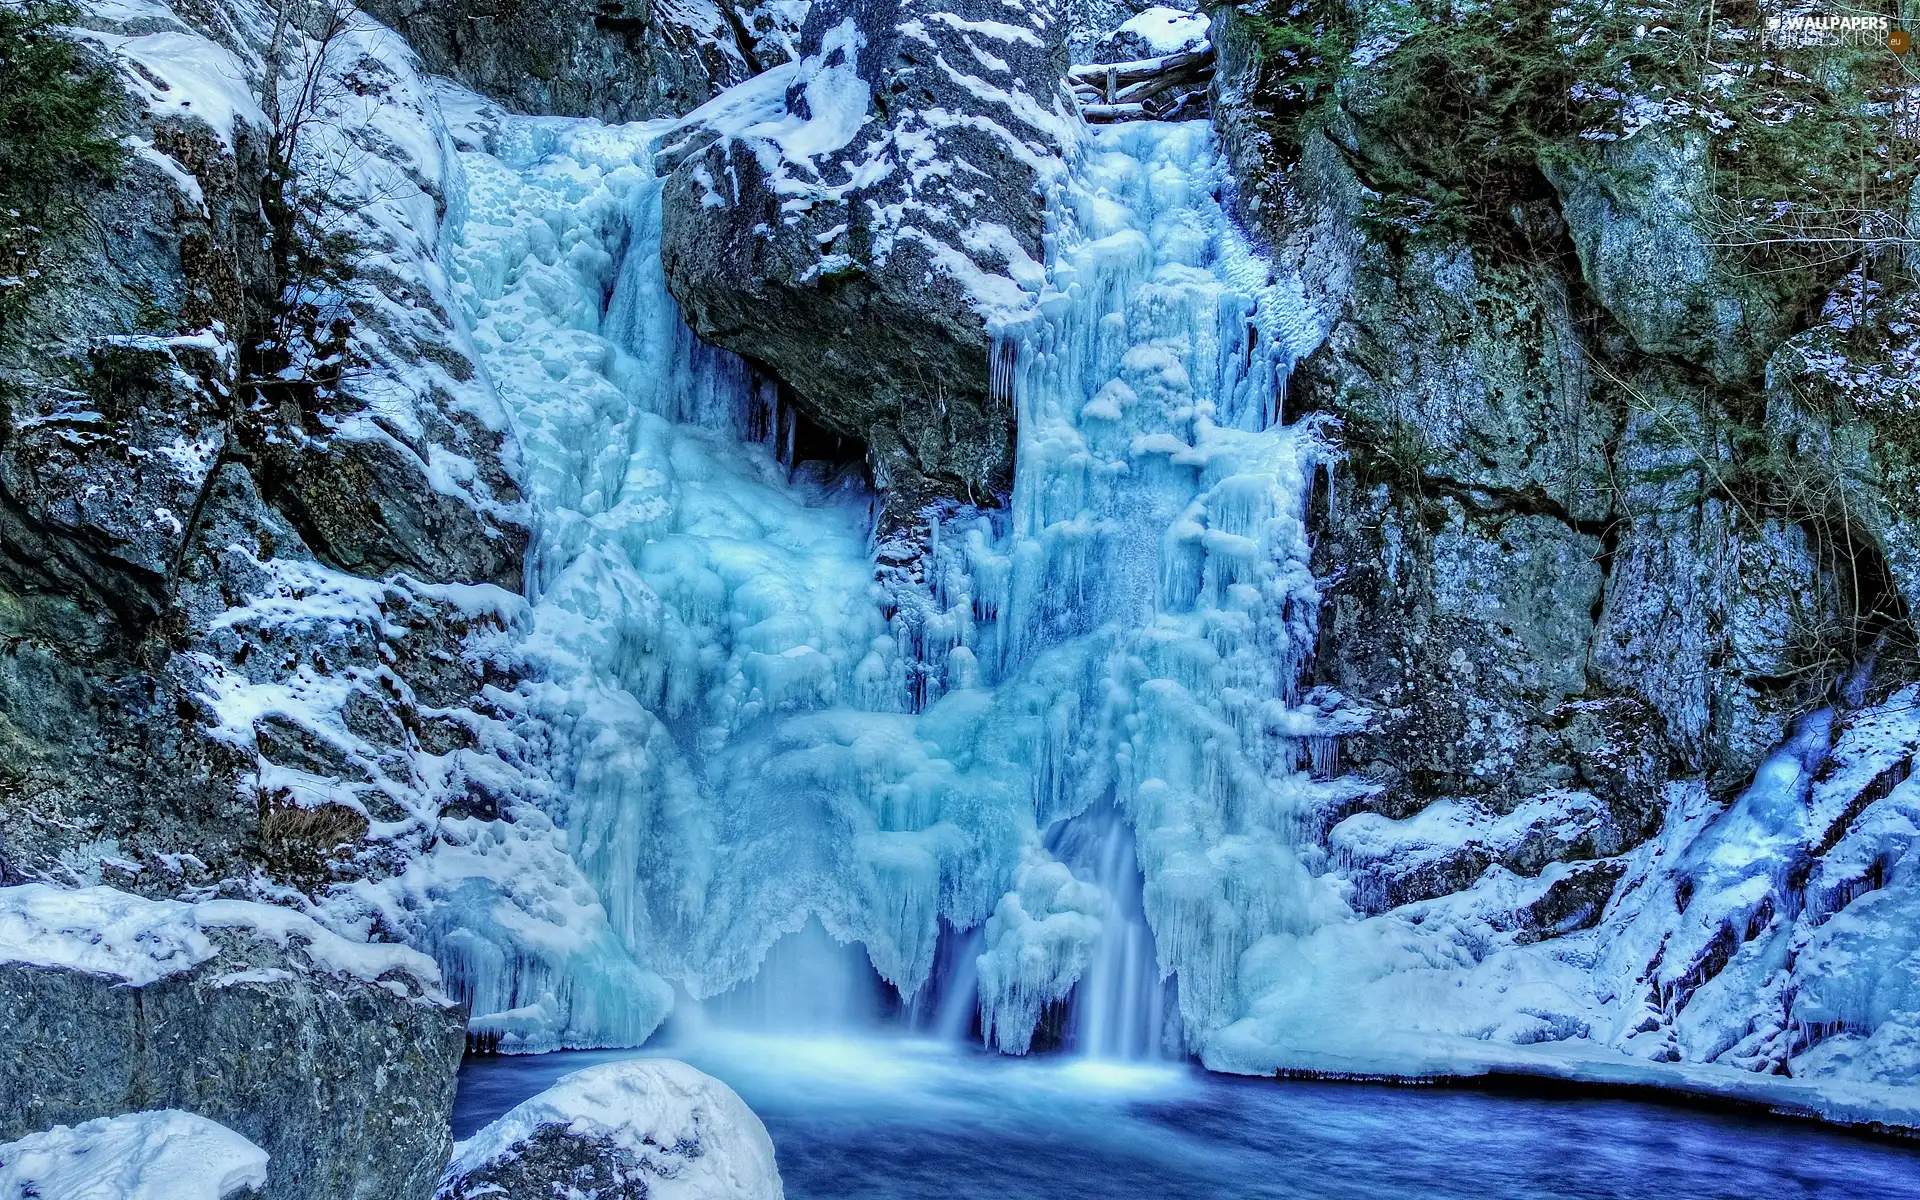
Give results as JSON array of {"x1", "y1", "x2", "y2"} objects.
[{"x1": 452, "y1": 1035, "x2": 1920, "y2": 1199}]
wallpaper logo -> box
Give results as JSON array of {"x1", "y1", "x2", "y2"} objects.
[{"x1": 1761, "y1": 8, "x2": 1906, "y2": 49}]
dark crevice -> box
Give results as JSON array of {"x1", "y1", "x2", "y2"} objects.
[{"x1": 1416, "y1": 471, "x2": 1614, "y2": 539}]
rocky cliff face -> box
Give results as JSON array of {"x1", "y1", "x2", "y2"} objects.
[
  {"x1": 0, "y1": 1, "x2": 562, "y2": 1192},
  {"x1": 0, "y1": 0, "x2": 529, "y2": 896},
  {"x1": 1202, "y1": 0, "x2": 1920, "y2": 1095},
  {"x1": 356, "y1": 0, "x2": 804, "y2": 123},
  {"x1": 1213, "y1": 10, "x2": 1878, "y2": 815}
]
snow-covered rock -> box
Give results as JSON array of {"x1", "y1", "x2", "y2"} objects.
[
  {"x1": 1062, "y1": 0, "x2": 1189, "y2": 60},
  {"x1": 1199, "y1": 688, "x2": 1920, "y2": 1127},
  {"x1": 0, "y1": 885, "x2": 463, "y2": 1200},
  {"x1": 437, "y1": 1059, "x2": 783, "y2": 1200},
  {"x1": 1330, "y1": 789, "x2": 1625, "y2": 913},
  {"x1": 0, "y1": 0, "x2": 529, "y2": 895},
  {"x1": 658, "y1": 0, "x2": 1076, "y2": 537},
  {"x1": 0, "y1": 1110, "x2": 267, "y2": 1200},
  {"x1": 360, "y1": 0, "x2": 789, "y2": 124},
  {"x1": 1086, "y1": 6, "x2": 1207, "y2": 62}
]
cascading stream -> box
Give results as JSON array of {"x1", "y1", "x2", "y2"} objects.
[
  {"x1": 432, "y1": 77, "x2": 1349, "y2": 1061},
  {"x1": 1048, "y1": 805, "x2": 1173, "y2": 1059}
]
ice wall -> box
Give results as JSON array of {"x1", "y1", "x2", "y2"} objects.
[
  {"x1": 431, "y1": 68, "x2": 1353, "y2": 1056},
  {"x1": 948, "y1": 120, "x2": 1353, "y2": 1055},
  {"x1": 437, "y1": 108, "x2": 1032, "y2": 1045}
]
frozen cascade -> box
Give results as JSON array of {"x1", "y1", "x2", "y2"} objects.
[
  {"x1": 419, "y1": 68, "x2": 1353, "y2": 1058},
  {"x1": 958, "y1": 118, "x2": 1351, "y2": 1057},
  {"x1": 430, "y1": 106, "x2": 1036, "y2": 1050}
]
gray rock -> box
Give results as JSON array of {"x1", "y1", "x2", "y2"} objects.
[
  {"x1": 357, "y1": 0, "x2": 768, "y2": 122},
  {"x1": 1295, "y1": 244, "x2": 1614, "y2": 815},
  {"x1": 1542, "y1": 131, "x2": 1786, "y2": 382},
  {"x1": 658, "y1": 0, "x2": 1073, "y2": 537},
  {"x1": 1207, "y1": 0, "x2": 1916, "y2": 947},
  {"x1": 0, "y1": 0, "x2": 532, "y2": 894},
  {"x1": 0, "y1": 884, "x2": 465, "y2": 1200}
]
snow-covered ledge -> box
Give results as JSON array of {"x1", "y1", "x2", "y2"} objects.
[{"x1": 0, "y1": 884, "x2": 465, "y2": 1200}]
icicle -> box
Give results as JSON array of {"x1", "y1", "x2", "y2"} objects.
[{"x1": 990, "y1": 336, "x2": 1017, "y2": 409}]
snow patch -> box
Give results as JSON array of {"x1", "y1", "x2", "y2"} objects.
[
  {"x1": 0, "y1": 884, "x2": 444, "y2": 1000},
  {"x1": 1110, "y1": 7, "x2": 1209, "y2": 54},
  {"x1": 0, "y1": 1110, "x2": 267, "y2": 1200}
]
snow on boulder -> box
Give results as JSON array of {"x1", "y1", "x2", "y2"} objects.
[
  {"x1": 0, "y1": 885, "x2": 465, "y2": 1200},
  {"x1": 1087, "y1": 6, "x2": 1208, "y2": 63},
  {"x1": 1329, "y1": 790, "x2": 1626, "y2": 913},
  {"x1": 658, "y1": 0, "x2": 1076, "y2": 539},
  {"x1": 437, "y1": 1059, "x2": 783, "y2": 1200},
  {"x1": 0, "y1": 1110, "x2": 267, "y2": 1200},
  {"x1": 0, "y1": 883, "x2": 217, "y2": 986}
]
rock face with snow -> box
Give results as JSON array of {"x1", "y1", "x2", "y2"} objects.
[
  {"x1": 0, "y1": 885, "x2": 465, "y2": 1200},
  {"x1": 437, "y1": 1060, "x2": 784, "y2": 1200},
  {"x1": 357, "y1": 0, "x2": 796, "y2": 122},
  {"x1": 0, "y1": 1110, "x2": 267, "y2": 1200},
  {"x1": 0, "y1": 0, "x2": 530, "y2": 901},
  {"x1": 658, "y1": 0, "x2": 1075, "y2": 537},
  {"x1": 1177, "y1": 0, "x2": 1920, "y2": 1110},
  {"x1": 1085, "y1": 5, "x2": 1206, "y2": 64}
]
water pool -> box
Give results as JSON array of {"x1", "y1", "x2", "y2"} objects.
[{"x1": 453, "y1": 1036, "x2": 1920, "y2": 1199}]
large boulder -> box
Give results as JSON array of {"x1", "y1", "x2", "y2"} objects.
[
  {"x1": 1542, "y1": 130, "x2": 1792, "y2": 382},
  {"x1": 437, "y1": 1059, "x2": 783, "y2": 1200},
  {"x1": 0, "y1": 884, "x2": 466, "y2": 1200},
  {"x1": 0, "y1": 1110, "x2": 267, "y2": 1200},
  {"x1": 658, "y1": 0, "x2": 1074, "y2": 538}
]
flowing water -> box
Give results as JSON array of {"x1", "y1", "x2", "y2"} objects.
[{"x1": 453, "y1": 1036, "x2": 1920, "y2": 1199}]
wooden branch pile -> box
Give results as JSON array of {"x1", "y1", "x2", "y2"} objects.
[{"x1": 1068, "y1": 42, "x2": 1214, "y2": 122}]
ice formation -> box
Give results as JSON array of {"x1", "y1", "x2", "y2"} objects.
[
  {"x1": 406, "y1": 41, "x2": 1355, "y2": 1058},
  {"x1": 950, "y1": 118, "x2": 1349, "y2": 1054}
]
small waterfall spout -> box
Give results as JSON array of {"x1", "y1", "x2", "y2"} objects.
[
  {"x1": 931, "y1": 925, "x2": 986, "y2": 1042},
  {"x1": 1049, "y1": 806, "x2": 1177, "y2": 1060}
]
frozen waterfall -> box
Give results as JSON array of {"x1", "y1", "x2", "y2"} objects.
[
  {"x1": 959, "y1": 118, "x2": 1347, "y2": 1057},
  {"x1": 421, "y1": 96, "x2": 1352, "y2": 1060}
]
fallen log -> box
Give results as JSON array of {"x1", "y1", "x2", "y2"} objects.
[
  {"x1": 1080, "y1": 102, "x2": 1149, "y2": 122},
  {"x1": 1065, "y1": 42, "x2": 1213, "y2": 90},
  {"x1": 1112, "y1": 62, "x2": 1213, "y2": 106}
]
